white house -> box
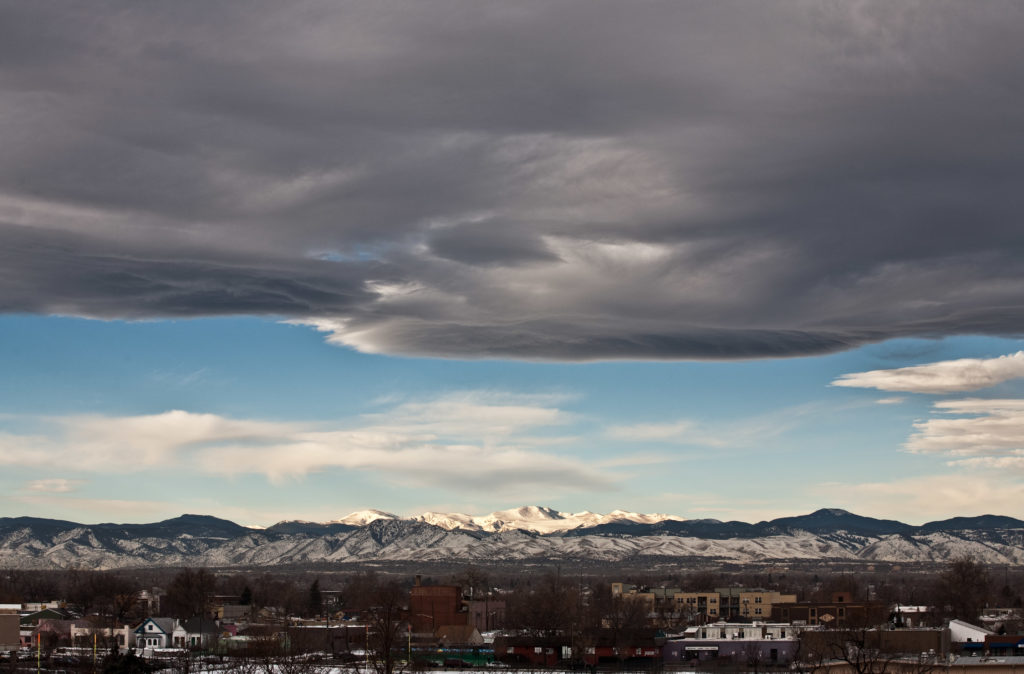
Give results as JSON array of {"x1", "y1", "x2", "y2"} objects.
[
  {"x1": 135, "y1": 618, "x2": 177, "y2": 649},
  {"x1": 172, "y1": 617, "x2": 221, "y2": 649}
]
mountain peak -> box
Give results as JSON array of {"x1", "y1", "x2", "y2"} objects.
[
  {"x1": 332, "y1": 509, "x2": 398, "y2": 526},
  {"x1": 815, "y1": 508, "x2": 854, "y2": 517}
]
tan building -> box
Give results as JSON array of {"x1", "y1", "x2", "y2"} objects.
[
  {"x1": 674, "y1": 592, "x2": 721, "y2": 618},
  {"x1": 736, "y1": 590, "x2": 797, "y2": 619}
]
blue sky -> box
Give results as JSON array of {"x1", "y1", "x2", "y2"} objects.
[
  {"x1": 2, "y1": 314, "x2": 1022, "y2": 526},
  {"x1": 4, "y1": 3, "x2": 1024, "y2": 527}
]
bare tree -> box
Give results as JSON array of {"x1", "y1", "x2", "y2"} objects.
[
  {"x1": 346, "y1": 574, "x2": 408, "y2": 674},
  {"x1": 801, "y1": 619, "x2": 940, "y2": 674},
  {"x1": 935, "y1": 556, "x2": 991, "y2": 622},
  {"x1": 165, "y1": 568, "x2": 217, "y2": 618}
]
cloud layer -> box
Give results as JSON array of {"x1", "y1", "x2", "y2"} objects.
[
  {"x1": 833, "y1": 352, "x2": 1024, "y2": 394},
  {"x1": 0, "y1": 393, "x2": 610, "y2": 493},
  {"x1": 4, "y1": 2, "x2": 1024, "y2": 359}
]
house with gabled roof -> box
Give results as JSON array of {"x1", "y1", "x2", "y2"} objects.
[
  {"x1": 135, "y1": 618, "x2": 177, "y2": 649},
  {"x1": 172, "y1": 617, "x2": 221, "y2": 649}
]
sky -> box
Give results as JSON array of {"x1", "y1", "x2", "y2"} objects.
[{"x1": 2, "y1": 1, "x2": 1024, "y2": 527}]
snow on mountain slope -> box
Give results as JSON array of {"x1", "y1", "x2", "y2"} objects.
[
  {"x1": 330, "y1": 509, "x2": 398, "y2": 526},
  {"x1": 413, "y1": 506, "x2": 684, "y2": 533},
  {"x1": 3, "y1": 510, "x2": 1024, "y2": 569}
]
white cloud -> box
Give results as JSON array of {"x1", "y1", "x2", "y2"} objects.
[
  {"x1": 11, "y1": 494, "x2": 174, "y2": 519},
  {"x1": 812, "y1": 474, "x2": 1024, "y2": 524},
  {"x1": 606, "y1": 421, "x2": 695, "y2": 442},
  {"x1": 876, "y1": 397, "x2": 905, "y2": 405},
  {"x1": 24, "y1": 478, "x2": 81, "y2": 493},
  {"x1": 832, "y1": 351, "x2": 1024, "y2": 394},
  {"x1": 0, "y1": 392, "x2": 609, "y2": 492},
  {"x1": 605, "y1": 403, "x2": 819, "y2": 447},
  {"x1": 906, "y1": 398, "x2": 1024, "y2": 457}
]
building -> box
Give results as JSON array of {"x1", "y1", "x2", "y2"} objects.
[
  {"x1": 466, "y1": 599, "x2": 506, "y2": 631},
  {"x1": 172, "y1": 617, "x2": 221, "y2": 648},
  {"x1": 950, "y1": 619, "x2": 993, "y2": 654},
  {"x1": 0, "y1": 609, "x2": 19, "y2": 652},
  {"x1": 771, "y1": 591, "x2": 888, "y2": 627},
  {"x1": 434, "y1": 624, "x2": 483, "y2": 647},
  {"x1": 135, "y1": 617, "x2": 177, "y2": 649},
  {"x1": 801, "y1": 626, "x2": 950, "y2": 661},
  {"x1": 663, "y1": 622, "x2": 802, "y2": 666},
  {"x1": 410, "y1": 584, "x2": 466, "y2": 634},
  {"x1": 493, "y1": 635, "x2": 568, "y2": 667},
  {"x1": 674, "y1": 592, "x2": 721, "y2": 619},
  {"x1": 581, "y1": 628, "x2": 664, "y2": 667},
  {"x1": 984, "y1": 634, "x2": 1024, "y2": 656}
]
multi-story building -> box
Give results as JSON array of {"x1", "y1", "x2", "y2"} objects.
[
  {"x1": 663, "y1": 621, "x2": 805, "y2": 666},
  {"x1": 673, "y1": 592, "x2": 721, "y2": 619},
  {"x1": 615, "y1": 584, "x2": 796, "y2": 622},
  {"x1": 771, "y1": 591, "x2": 888, "y2": 627},
  {"x1": 736, "y1": 590, "x2": 797, "y2": 619}
]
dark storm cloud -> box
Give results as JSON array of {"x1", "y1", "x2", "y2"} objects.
[{"x1": 3, "y1": 0, "x2": 1024, "y2": 359}]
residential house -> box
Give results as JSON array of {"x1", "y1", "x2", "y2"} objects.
[
  {"x1": 172, "y1": 617, "x2": 221, "y2": 649},
  {"x1": 20, "y1": 608, "x2": 75, "y2": 627},
  {"x1": 135, "y1": 617, "x2": 177, "y2": 649},
  {"x1": 33, "y1": 619, "x2": 75, "y2": 648}
]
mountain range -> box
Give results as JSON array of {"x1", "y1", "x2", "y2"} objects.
[{"x1": 2, "y1": 507, "x2": 1024, "y2": 569}]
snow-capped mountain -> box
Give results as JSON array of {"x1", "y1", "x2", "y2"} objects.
[
  {"x1": 331, "y1": 509, "x2": 398, "y2": 526},
  {"x1": 1, "y1": 508, "x2": 1023, "y2": 569},
  {"x1": 411, "y1": 506, "x2": 685, "y2": 533}
]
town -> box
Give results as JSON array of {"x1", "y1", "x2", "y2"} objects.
[{"x1": 1, "y1": 558, "x2": 1022, "y2": 673}]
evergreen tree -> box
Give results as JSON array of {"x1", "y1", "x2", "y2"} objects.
[{"x1": 308, "y1": 578, "x2": 322, "y2": 617}]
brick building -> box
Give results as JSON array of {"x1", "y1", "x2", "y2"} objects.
[{"x1": 409, "y1": 584, "x2": 466, "y2": 634}]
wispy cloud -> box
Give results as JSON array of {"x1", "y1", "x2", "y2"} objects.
[
  {"x1": 906, "y1": 398, "x2": 1024, "y2": 458},
  {"x1": 876, "y1": 397, "x2": 905, "y2": 405},
  {"x1": 812, "y1": 474, "x2": 1024, "y2": 524},
  {"x1": 0, "y1": 392, "x2": 610, "y2": 492},
  {"x1": 832, "y1": 352, "x2": 1024, "y2": 394},
  {"x1": 606, "y1": 403, "x2": 820, "y2": 447},
  {"x1": 24, "y1": 478, "x2": 82, "y2": 493}
]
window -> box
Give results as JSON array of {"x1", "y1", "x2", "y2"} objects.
[
  {"x1": 755, "y1": 608, "x2": 762, "y2": 615},
  {"x1": 755, "y1": 597, "x2": 762, "y2": 603},
  {"x1": 709, "y1": 609, "x2": 716, "y2": 615}
]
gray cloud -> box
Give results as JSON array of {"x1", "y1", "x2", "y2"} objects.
[{"x1": 3, "y1": 1, "x2": 1024, "y2": 359}]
